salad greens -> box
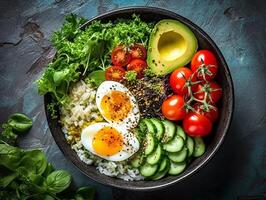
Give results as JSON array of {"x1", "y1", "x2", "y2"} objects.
[
  {"x1": 0, "y1": 114, "x2": 95, "y2": 200},
  {"x1": 37, "y1": 14, "x2": 153, "y2": 105},
  {"x1": 85, "y1": 70, "x2": 106, "y2": 87},
  {"x1": 125, "y1": 71, "x2": 137, "y2": 82}
]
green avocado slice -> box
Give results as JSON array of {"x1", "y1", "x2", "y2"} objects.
[{"x1": 147, "y1": 19, "x2": 198, "y2": 76}]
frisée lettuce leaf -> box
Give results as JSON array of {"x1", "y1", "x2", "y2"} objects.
[{"x1": 36, "y1": 14, "x2": 153, "y2": 105}]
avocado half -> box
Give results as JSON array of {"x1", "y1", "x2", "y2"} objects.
[{"x1": 147, "y1": 19, "x2": 198, "y2": 76}]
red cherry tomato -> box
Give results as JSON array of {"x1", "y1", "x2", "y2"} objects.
[
  {"x1": 111, "y1": 45, "x2": 131, "y2": 67},
  {"x1": 169, "y1": 67, "x2": 198, "y2": 96},
  {"x1": 191, "y1": 50, "x2": 218, "y2": 81},
  {"x1": 194, "y1": 81, "x2": 222, "y2": 103},
  {"x1": 161, "y1": 95, "x2": 186, "y2": 121},
  {"x1": 127, "y1": 59, "x2": 147, "y2": 78},
  {"x1": 105, "y1": 66, "x2": 126, "y2": 82},
  {"x1": 183, "y1": 112, "x2": 213, "y2": 137},
  {"x1": 193, "y1": 103, "x2": 219, "y2": 122},
  {"x1": 130, "y1": 44, "x2": 147, "y2": 60}
]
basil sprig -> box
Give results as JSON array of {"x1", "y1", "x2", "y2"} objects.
[{"x1": 0, "y1": 113, "x2": 95, "y2": 200}]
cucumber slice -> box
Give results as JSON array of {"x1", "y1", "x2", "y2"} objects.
[
  {"x1": 143, "y1": 119, "x2": 156, "y2": 134},
  {"x1": 158, "y1": 156, "x2": 170, "y2": 172},
  {"x1": 186, "y1": 136, "x2": 194, "y2": 158},
  {"x1": 140, "y1": 162, "x2": 158, "y2": 177},
  {"x1": 176, "y1": 125, "x2": 187, "y2": 141},
  {"x1": 163, "y1": 136, "x2": 184, "y2": 153},
  {"x1": 134, "y1": 128, "x2": 145, "y2": 142},
  {"x1": 130, "y1": 153, "x2": 144, "y2": 168},
  {"x1": 151, "y1": 167, "x2": 169, "y2": 180},
  {"x1": 151, "y1": 158, "x2": 170, "y2": 180},
  {"x1": 150, "y1": 118, "x2": 164, "y2": 140},
  {"x1": 139, "y1": 120, "x2": 147, "y2": 133},
  {"x1": 161, "y1": 120, "x2": 176, "y2": 143},
  {"x1": 168, "y1": 161, "x2": 187, "y2": 175},
  {"x1": 193, "y1": 137, "x2": 205, "y2": 157},
  {"x1": 144, "y1": 132, "x2": 156, "y2": 155},
  {"x1": 168, "y1": 147, "x2": 188, "y2": 163},
  {"x1": 147, "y1": 144, "x2": 162, "y2": 165}
]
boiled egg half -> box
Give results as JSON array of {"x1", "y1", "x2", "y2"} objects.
[
  {"x1": 81, "y1": 122, "x2": 139, "y2": 161},
  {"x1": 96, "y1": 81, "x2": 140, "y2": 129}
]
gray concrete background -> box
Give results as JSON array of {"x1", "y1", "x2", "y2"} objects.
[{"x1": 0, "y1": 0, "x2": 265, "y2": 199}]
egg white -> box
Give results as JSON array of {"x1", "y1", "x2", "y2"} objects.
[
  {"x1": 96, "y1": 81, "x2": 140, "y2": 129},
  {"x1": 81, "y1": 122, "x2": 140, "y2": 161}
]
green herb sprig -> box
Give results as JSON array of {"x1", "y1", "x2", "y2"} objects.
[{"x1": 0, "y1": 114, "x2": 95, "y2": 200}]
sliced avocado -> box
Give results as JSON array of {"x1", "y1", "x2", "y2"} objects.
[{"x1": 147, "y1": 19, "x2": 198, "y2": 76}]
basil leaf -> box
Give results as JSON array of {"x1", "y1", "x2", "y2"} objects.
[
  {"x1": 16, "y1": 167, "x2": 46, "y2": 194},
  {"x1": 43, "y1": 163, "x2": 55, "y2": 177},
  {"x1": 8, "y1": 113, "x2": 32, "y2": 133},
  {"x1": 0, "y1": 172, "x2": 17, "y2": 188},
  {"x1": 44, "y1": 170, "x2": 71, "y2": 194},
  {"x1": 0, "y1": 123, "x2": 17, "y2": 145},
  {"x1": 18, "y1": 182, "x2": 31, "y2": 195},
  {"x1": 0, "y1": 144, "x2": 24, "y2": 171},
  {"x1": 43, "y1": 194, "x2": 55, "y2": 200},
  {"x1": 20, "y1": 150, "x2": 47, "y2": 176},
  {"x1": 28, "y1": 174, "x2": 45, "y2": 185},
  {"x1": 74, "y1": 187, "x2": 95, "y2": 200},
  {"x1": 0, "y1": 189, "x2": 18, "y2": 199}
]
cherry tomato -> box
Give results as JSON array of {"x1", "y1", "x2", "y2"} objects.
[
  {"x1": 169, "y1": 67, "x2": 198, "y2": 96},
  {"x1": 194, "y1": 81, "x2": 222, "y2": 103},
  {"x1": 111, "y1": 45, "x2": 131, "y2": 66},
  {"x1": 161, "y1": 95, "x2": 186, "y2": 121},
  {"x1": 191, "y1": 50, "x2": 218, "y2": 81},
  {"x1": 193, "y1": 103, "x2": 219, "y2": 122},
  {"x1": 183, "y1": 112, "x2": 213, "y2": 137},
  {"x1": 105, "y1": 66, "x2": 126, "y2": 82},
  {"x1": 127, "y1": 59, "x2": 147, "y2": 78},
  {"x1": 130, "y1": 44, "x2": 147, "y2": 60}
]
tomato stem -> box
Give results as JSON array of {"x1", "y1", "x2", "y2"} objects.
[{"x1": 183, "y1": 71, "x2": 219, "y2": 113}]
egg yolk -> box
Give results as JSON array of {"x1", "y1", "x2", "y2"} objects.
[
  {"x1": 100, "y1": 90, "x2": 132, "y2": 122},
  {"x1": 92, "y1": 126, "x2": 123, "y2": 156}
]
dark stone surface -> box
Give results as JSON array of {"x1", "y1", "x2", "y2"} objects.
[{"x1": 0, "y1": 0, "x2": 265, "y2": 199}]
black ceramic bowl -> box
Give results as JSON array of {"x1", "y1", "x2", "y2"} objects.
[{"x1": 44, "y1": 7, "x2": 234, "y2": 191}]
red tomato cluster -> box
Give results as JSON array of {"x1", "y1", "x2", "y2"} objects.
[
  {"x1": 105, "y1": 44, "x2": 147, "y2": 81},
  {"x1": 161, "y1": 50, "x2": 222, "y2": 137}
]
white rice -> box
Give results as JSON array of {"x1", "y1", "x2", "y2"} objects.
[{"x1": 60, "y1": 80, "x2": 144, "y2": 181}]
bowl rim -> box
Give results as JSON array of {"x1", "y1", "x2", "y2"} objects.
[{"x1": 44, "y1": 6, "x2": 234, "y2": 191}]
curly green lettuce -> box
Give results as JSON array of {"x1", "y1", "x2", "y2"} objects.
[{"x1": 36, "y1": 14, "x2": 153, "y2": 105}]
